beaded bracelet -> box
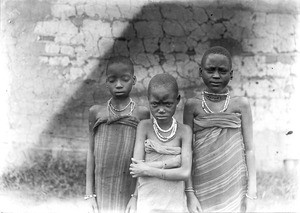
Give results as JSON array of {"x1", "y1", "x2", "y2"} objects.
[
  {"x1": 84, "y1": 194, "x2": 96, "y2": 200},
  {"x1": 161, "y1": 170, "x2": 165, "y2": 179},
  {"x1": 161, "y1": 161, "x2": 167, "y2": 169},
  {"x1": 185, "y1": 187, "x2": 195, "y2": 193},
  {"x1": 131, "y1": 194, "x2": 138, "y2": 199},
  {"x1": 246, "y1": 194, "x2": 257, "y2": 200}
]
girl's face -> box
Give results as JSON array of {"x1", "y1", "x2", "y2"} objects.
[
  {"x1": 106, "y1": 62, "x2": 136, "y2": 98},
  {"x1": 148, "y1": 86, "x2": 179, "y2": 124},
  {"x1": 201, "y1": 53, "x2": 232, "y2": 93}
]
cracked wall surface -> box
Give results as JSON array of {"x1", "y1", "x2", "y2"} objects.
[{"x1": 2, "y1": 0, "x2": 300, "y2": 171}]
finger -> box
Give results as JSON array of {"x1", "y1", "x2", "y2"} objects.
[{"x1": 131, "y1": 158, "x2": 138, "y2": 163}]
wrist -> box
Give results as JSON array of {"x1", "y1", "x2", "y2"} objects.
[
  {"x1": 84, "y1": 194, "x2": 96, "y2": 200},
  {"x1": 246, "y1": 193, "x2": 257, "y2": 200},
  {"x1": 185, "y1": 187, "x2": 195, "y2": 195},
  {"x1": 131, "y1": 194, "x2": 138, "y2": 199}
]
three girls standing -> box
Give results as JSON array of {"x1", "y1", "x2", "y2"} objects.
[{"x1": 86, "y1": 46, "x2": 256, "y2": 213}]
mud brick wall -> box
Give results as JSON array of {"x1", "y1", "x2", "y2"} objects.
[{"x1": 2, "y1": 0, "x2": 300, "y2": 171}]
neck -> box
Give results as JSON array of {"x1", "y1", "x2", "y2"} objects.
[
  {"x1": 155, "y1": 117, "x2": 173, "y2": 129},
  {"x1": 111, "y1": 96, "x2": 131, "y2": 106},
  {"x1": 205, "y1": 87, "x2": 228, "y2": 94}
]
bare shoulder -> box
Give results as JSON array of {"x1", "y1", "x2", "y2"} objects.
[
  {"x1": 232, "y1": 96, "x2": 250, "y2": 106},
  {"x1": 177, "y1": 122, "x2": 192, "y2": 136},
  {"x1": 230, "y1": 96, "x2": 251, "y2": 112},
  {"x1": 137, "y1": 118, "x2": 152, "y2": 129},
  {"x1": 135, "y1": 105, "x2": 150, "y2": 120},
  {"x1": 89, "y1": 105, "x2": 107, "y2": 120},
  {"x1": 184, "y1": 97, "x2": 200, "y2": 109}
]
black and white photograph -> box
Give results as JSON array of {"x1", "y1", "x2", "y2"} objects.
[{"x1": 0, "y1": 0, "x2": 299, "y2": 212}]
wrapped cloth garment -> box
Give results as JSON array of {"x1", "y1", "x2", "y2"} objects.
[
  {"x1": 93, "y1": 115, "x2": 139, "y2": 213},
  {"x1": 192, "y1": 113, "x2": 248, "y2": 212},
  {"x1": 137, "y1": 139, "x2": 187, "y2": 213}
]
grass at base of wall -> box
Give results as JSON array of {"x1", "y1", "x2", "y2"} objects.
[
  {"x1": 1, "y1": 151, "x2": 298, "y2": 201},
  {"x1": 0, "y1": 151, "x2": 86, "y2": 200}
]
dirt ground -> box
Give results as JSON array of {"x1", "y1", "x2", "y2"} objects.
[{"x1": 1, "y1": 190, "x2": 299, "y2": 213}]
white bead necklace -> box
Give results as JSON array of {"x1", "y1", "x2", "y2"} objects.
[
  {"x1": 201, "y1": 91, "x2": 230, "y2": 114},
  {"x1": 108, "y1": 98, "x2": 133, "y2": 112},
  {"x1": 107, "y1": 98, "x2": 135, "y2": 116},
  {"x1": 153, "y1": 117, "x2": 177, "y2": 142}
]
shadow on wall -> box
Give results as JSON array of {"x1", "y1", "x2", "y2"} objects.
[{"x1": 36, "y1": 1, "x2": 297, "y2": 158}]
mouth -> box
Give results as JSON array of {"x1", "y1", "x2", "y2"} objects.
[
  {"x1": 115, "y1": 91, "x2": 125, "y2": 95},
  {"x1": 155, "y1": 116, "x2": 168, "y2": 120},
  {"x1": 210, "y1": 82, "x2": 222, "y2": 86}
]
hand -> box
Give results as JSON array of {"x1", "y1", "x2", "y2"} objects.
[
  {"x1": 130, "y1": 158, "x2": 150, "y2": 178},
  {"x1": 125, "y1": 197, "x2": 137, "y2": 213},
  {"x1": 244, "y1": 197, "x2": 256, "y2": 212},
  {"x1": 186, "y1": 192, "x2": 202, "y2": 213},
  {"x1": 86, "y1": 198, "x2": 99, "y2": 213}
]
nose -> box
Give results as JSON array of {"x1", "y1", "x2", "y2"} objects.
[
  {"x1": 116, "y1": 80, "x2": 123, "y2": 88},
  {"x1": 158, "y1": 107, "x2": 165, "y2": 114},
  {"x1": 212, "y1": 71, "x2": 220, "y2": 78}
]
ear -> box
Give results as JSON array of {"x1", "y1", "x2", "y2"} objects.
[
  {"x1": 132, "y1": 75, "x2": 137, "y2": 85},
  {"x1": 176, "y1": 94, "x2": 181, "y2": 104},
  {"x1": 230, "y1": 70, "x2": 233, "y2": 80},
  {"x1": 199, "y1": 67, "x2": 203, "y2": 77}
]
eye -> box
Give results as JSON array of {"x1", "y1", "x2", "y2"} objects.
[
  {"x1": 151, "y1": 102, "x2": 158, "y2": 107},
  {"x1": 107, "y1": 77, "x2": 115, "y2": 83},
  {"x1": 122, "y1": 76, "x2": 131, "y2": 82},
  {"x1": 205, "y1": 67, "x2": 214, "y2": 73},
  {"x1": 166, "y1": 103, "x2": 173, "y2": 107},
  {"x1": 219, "y1": 69, "x2": 228, "y2": 74}
]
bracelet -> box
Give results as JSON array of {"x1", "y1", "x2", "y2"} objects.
[
  {"x1": 185, "y1": 187, "x2": 195, "y2": 193},
  {"x1": 161, "y1": 170, "x2": 165, "y2": 179},
  {"x1": 246, "y1": 194, "x2": 257, "y2": 200},
  {"x1": 185, "y1": 189, "x2": 195, "y2": 192},
  {"x1": 161, "y1": 161, "x2": 167, "y2": 169},
  {"x1": 185, "y1": 187, "x2": 194, "y2": 190},
  {"x1": 84, "y1": 194, "x2": 96, "y2": 200},
  {"x1": 131, "y1": 194, "x2": 138, "y2": 199}
]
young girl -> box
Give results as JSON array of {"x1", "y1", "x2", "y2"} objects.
[
  {"x1": 85, "y1": 56, "x2": 149, "y2": 213},
  {"x1": 184, "y1": 46, "x2": 257, "y2": 212},
  {"x1": 126, "y1": 73, "x2": 193, "y2": 213}
]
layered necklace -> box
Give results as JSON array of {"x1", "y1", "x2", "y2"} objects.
[
  {"x1": 201, "y1": 90, "x2": 230, "y2": 114},
  {"x1": 153, "y1": 117, "x2": 177, "y2": 142},
  {"x1": 107, "y1": 98, "x2": 135, "y2": 116}
]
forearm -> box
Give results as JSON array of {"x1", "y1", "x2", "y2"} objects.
[
  {"x1": 86, "y1": 151, "x2": 95, "y2": 195},
  {"x1": 245, "y1": 149, "x2": 256, "y2": 196},
  {"x1": 185, "y1": 176, "x2": 193, "y2": 188},
  {"x1": 146, "y1": 166, "x2": 190, "y2": 181},
  {"x1": 146, "y1": 155, "x2": 181, "y2": 169}
]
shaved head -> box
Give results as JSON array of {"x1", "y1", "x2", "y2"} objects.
[
  {"x1": 201, "y1": 46, "x2": 232, "y2": 69},
  {"x1": 148, "y1": 73, "x2": 178, "y2": 97},
  {"x1": 106, "y1": 56, "x2": 134, "y2": 75}
]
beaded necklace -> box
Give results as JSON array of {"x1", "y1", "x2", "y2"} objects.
[
  {"x1": 107, "y1": 98, "x2": 135, "y2": 116},
  {"x1": 153, "y1": 117, "x2": 177, "y2": 142},
  {"x1": 201, "y1": 91, "x2": 230, "y2": 114},
  {"x1": 204, "y1": 90, "x2": 229, "y2": 102}
]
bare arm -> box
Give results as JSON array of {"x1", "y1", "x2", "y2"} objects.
[
  {"x1": 145, "y1": 155, "x2": 181, "y2": 169},
  {"x1": 240, "y1": 98, "x2": 256, "y2": 197},
  {"x1": 183, "y1": 99, "x2": 202, "y2": 212},
  {"x1": 86, "y1": 107, "x2": 97, "y2": 196},
  {"x1": 183, "y1": 99, "x2": 195, "y2": 188},
  {"x1": 126, "y1": 120, "x2": 147, "y2": 212}
]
